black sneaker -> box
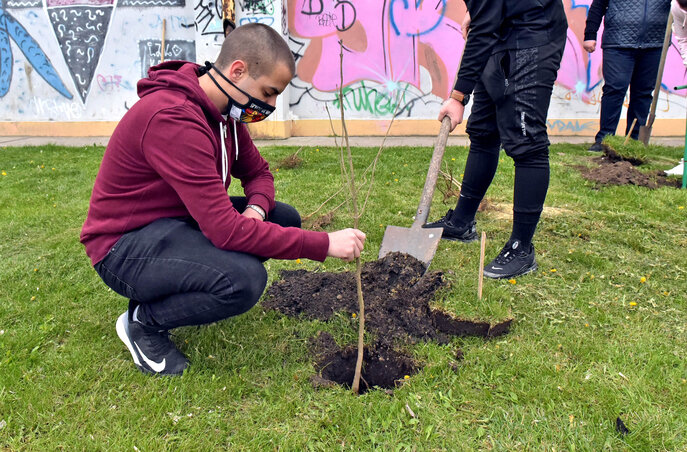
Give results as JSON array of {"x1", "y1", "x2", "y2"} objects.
[
  {"x1": 588, "y1": 142, "x2": 604, "y2": 152},
  {"x1": 116, "y1": 312, "x2": 189, "y2": 376},
  {"x1": 483, "y1": 240, "x2": 538, "y2": 279},
  {"x1": 422, "y1": 209, "x2": 478, "y2": 242}
]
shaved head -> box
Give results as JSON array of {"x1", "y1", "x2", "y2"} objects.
[{"x1": 214, "y1": 23, "x2": 295, "y2": 79}]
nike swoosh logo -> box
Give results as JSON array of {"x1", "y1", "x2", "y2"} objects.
[{"x1": 134, "y1": 342, "x2": 166, "y2": 373}]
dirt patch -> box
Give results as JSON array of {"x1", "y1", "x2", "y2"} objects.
[
  {"x1": 579, "y1": 158, "x2": 679, "y2": 189},
  {"x1": 478, "y1": 199, "x2": 572, "y2": 221},
  {"x1": 264, "y1": 252, "x2": 512, "y2": 393}
]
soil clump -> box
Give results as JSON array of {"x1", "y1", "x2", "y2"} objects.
[
  {"x1": 264, "y1": 252, "x2": 512, "y2": 392},
  {"x1": 579, "y1": 158, "x2": 678, "y2": 189}
]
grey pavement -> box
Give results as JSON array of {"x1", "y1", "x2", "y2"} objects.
[{"x1": 1, "y1": 135, "x2": 684, "y2": 148}]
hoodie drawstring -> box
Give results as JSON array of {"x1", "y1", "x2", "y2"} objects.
[
  {"x1": 220, "y1": 122, "x2": 228, "y2": 185},
  {"x1": 219, "y1": 120, "x2": 239, "y2": 186}
]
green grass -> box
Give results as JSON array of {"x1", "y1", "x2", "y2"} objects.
[
  {"x1": 1, "y1": 142, "x2": 686, "y2": 450},
  {"x1": 601, "y1": 135, "x2": 650, "y2": 164}
]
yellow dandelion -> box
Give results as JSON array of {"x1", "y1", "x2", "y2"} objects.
[
  {"x1": 640, "y1": 276, "x2": 646, "y2": 283},
  {"x1": 352, "y1": 313, "x2": 357, "y2": 318},
  {"x1": 379, "y1": 224, "x2": 383, "y2": 227},
  {"x1": 296, "y1": 259, "x2": 302, "y2": 264},
  {"x1": 403, "y1": 163, "x2": 408, "y2": 167},
  {"x1": 451, "y1": 158, "x2": 456, "y2": 161},
  {"x1": 663, "y1": 291, "x2": 669, "y2": 296},
  {"x1": 34, "y1": 268, "x2": 37, "y2": 272},
  {"x1": 275, "y1": 168, "x2": 279, "y2": 172},
  {"x1": 403, "y1": 375, "x2": 410, "y2": 380},
  {"x1": 460, "y1": 173, "x2": 464, "y2": 178},
  {"x1": 315, "y1": 148, "x2": 319, "y2": 152},
  {"x1": 41, "y1": 165, "x2": 44, "y2": 168},
  {"x1": 394, "y1": 178, "x2": 399, "y2": 182},
  {"x1": 392, "y1": 172, "x2": 395, "y2": 175},
  {"x1": 629, "y1": 302, "x2": 637, "y2": 307},
  {"x1": 52, "y1": 167, "x2": 55, "y2": 171},
  {"x1": 550, "y1": 268, "x2": 557, "y2": 273},
  {"x1": 508, "y1": 279, "x2": 516, "y2": 284},
  {"x1": 590, "y1": 274, "x2": 595, "y2": 279},
  {"x1": 1, "y1": 171, "x2": 6, "y2": 176},
  {"x1": 679, "y1": 206, "x2": 685, "y2": 210},
  {"x1": 31, "y1": 296, "x2": 36, "y2": 301},
  {"x1": 584, "y1": 323, "x2": 589, "y2": 327}
]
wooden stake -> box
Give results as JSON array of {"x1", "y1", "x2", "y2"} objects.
[
  {"x1": 161, "y1": 19, "x2": 166, "y2": 63},
  {"x1": 623, "y1": 118, "x2": 637, "y2": 145},
  {"x1": 478, "y1": 231, "x2": 486, "y2": 300}
]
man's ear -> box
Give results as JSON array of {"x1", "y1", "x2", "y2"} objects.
[{"x1": 227, "y1": 60, "x2": 248, "y2": 81}]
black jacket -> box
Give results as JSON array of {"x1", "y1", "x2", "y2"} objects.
[
  {"x1": 454, "y1": 0, "x2": 567, "y2": 95},
  {"x1": 584, "y1": 0, "x2": 671, "y2": 49}
]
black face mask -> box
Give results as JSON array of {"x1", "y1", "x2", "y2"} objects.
[{"x1": 203, "y1": 61, "x2": 275, "y2": 123}]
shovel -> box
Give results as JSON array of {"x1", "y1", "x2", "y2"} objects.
[
  {"x1": 379, "y1": 116, "x2": 452, "y2": 266},
  {"x1": 638, "y1": 12, "x2": 673, "y2": 145}
]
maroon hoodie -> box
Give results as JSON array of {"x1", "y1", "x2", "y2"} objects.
[{"x1": 81, "y1": 61, "x2": 329, "y2": 265}]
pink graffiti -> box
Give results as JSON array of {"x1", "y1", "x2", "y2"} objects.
[
  {"x1": 291, "y1": 0, "x2": 687, "y2": 101},
  {"x1": 291, "y1": 0, "x2": 464, "y2": 98},
  {"x1": 96, "y1": 74, "x2": 122, "y2": 91}
]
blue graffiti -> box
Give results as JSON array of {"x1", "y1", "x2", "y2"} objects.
[
  {"x1": 0, "y1": 6, "x2": 72, "y2": 98},
  {"x1": 239, "y1": 16, "x2": 275, "y2": 26},
  {"x1": 547, "y1": 119, "x2": 595, "y2": 132},
  {"x1": 389, "y1": 0, "x2": 446, "y2": 37}
]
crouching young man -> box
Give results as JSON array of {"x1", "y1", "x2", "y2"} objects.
[{"x1": 80, "y1": 24, "x2": 365, "y2": 376}]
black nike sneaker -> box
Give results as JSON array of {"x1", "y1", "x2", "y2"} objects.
[
  {"x1": 483, "y1": 240, "x2": 538, "y2": 279},
  {"x1": 422, "y1": 209, "x2": 478, "y2": 242},
  {"x1": 116, "y1": 312, "x2": 189, "y2": 376}
]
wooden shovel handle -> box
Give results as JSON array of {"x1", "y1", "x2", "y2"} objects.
[
  {"x1": 413, "y1": 116, "x2": 452, "y2": 228},
  {"x1": 646, "y1": 13, "x2": 673, "y2": 127}
]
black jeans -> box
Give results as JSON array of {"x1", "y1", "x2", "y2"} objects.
[
  {"x1": 452, "y1": 35, "x2": 565, "y2": 245},
  {"x1": 94, "y1": 197, "x2": 300, "y2": 330},
  {"x1": 595, "y1": 47, "x2": 662, "y2": 143}
]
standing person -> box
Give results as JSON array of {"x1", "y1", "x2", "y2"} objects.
[
  {"x1": 80, "y1": 24, "x2": 365, "y2": 376},
  {"x1": 666, "y1": 0, "x2": 687, "y2": 175},
  {"x1": 423, "y1": 0, "x2": 567, "y2": 279},
  {"x1": 584, "y1": 0, "x2": 672, "y2": 151}
]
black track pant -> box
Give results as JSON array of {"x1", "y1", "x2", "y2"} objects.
[{"x1": 450, "y1": 35, "x2": 566, "y2": 248}]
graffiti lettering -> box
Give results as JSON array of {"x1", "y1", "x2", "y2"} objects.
[
  {"x1": 239, "y1": 16, "x2": 275, "y2": 26},
  {"x1": 546, "y1": 120, "x2": 596, "y2": 133},
  {"x1": 194, "y1": 0, "x2": 222, "y2": 35},
  {"x1": 332, "y1": 82, "x2": 404, "y2": 116},
  {"x1": 240, "y1": 0, "x2": 273, "y2": 16},
  {"x1": 300, "y1": 0, "x2": 323, "y2": 16},
  {"x1": 29, "y1": 96, "x2": 83, "y2": 120}
]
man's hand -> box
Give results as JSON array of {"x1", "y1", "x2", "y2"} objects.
[
  {"x1": 327, "y1": 228, "x2": 366, "y2": 261},
  {"x1": 438, "y1": 98, "x2": 465, "y2": 132},
  {"x1": 242, "y1": 208, "x2": 264, "y2": 221},
  {"x1": 583, "y1": 40, "x2": 596, "y2": 53},
  {"x1": 461, "y1": 11, "x2": 471, "y2": 40}
]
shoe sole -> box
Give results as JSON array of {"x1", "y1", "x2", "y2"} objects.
[
  {"x1": 442, "y1": 234, "x2": 478, "y2": 243},
  {"x1": 116, "y1": 312, "x2": 152, "y2": 374},
  {"x1": 483, "y1": 261, "x2": 538, "y2": 279}
]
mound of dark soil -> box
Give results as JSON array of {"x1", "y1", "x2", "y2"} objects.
[
  {"x1": 264, "y1": 252, "x2": 511, "y2": 346},
  {"x1": 580, "y1": 158, "x2": 679, "y2": 189},
  {"x1": 602, "y1": 143, "x2": 645, "y2": 166},
  {"x1": 264, "y1": 253, "x2": 512, "y2": 393}
]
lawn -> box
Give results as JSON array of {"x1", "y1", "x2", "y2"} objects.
[{"x1": 0, "y1": 141, "x2": 686, "y2": 450}]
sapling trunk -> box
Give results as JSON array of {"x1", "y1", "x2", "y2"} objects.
[{"x1": 337, "y1": 40, "x2": 366, "y2": 394}]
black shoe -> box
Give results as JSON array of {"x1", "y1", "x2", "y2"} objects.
[
  {"x1": 116, "y1": 312, "x2": 189, "y2": 376},
  {"x1": 483, "y1": 240, "x2": 538, "y2": 279},
  {"x1": 588, "y1": 142, "x2": 604, "y2": 152},
  {"x1": 422, "y1": 209, "x2": 478, "y2": 242}
]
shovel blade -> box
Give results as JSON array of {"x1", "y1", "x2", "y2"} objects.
[
  {"x1": 378, "y1": 225, "x2": 443, "y2": 267},
  {"x1": 638, "y1": 125, "x2": 651, "y2": 145}
]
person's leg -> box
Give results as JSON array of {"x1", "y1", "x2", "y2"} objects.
[
  {"x1": 593, "y1": 48, "x2": 636, "y2": 144},
  {"x1": 96, "y1": 199, "x2": 301, "y2": 373},
  {"x1": 627, "y1": 47, "x2": 662, "y2": 139},
  {"x1": 484, "y1": 36, "x2": 565, "y2": 279},
  {"x1": 423, "y1": 54, "x2": 502, "y2": 241}
]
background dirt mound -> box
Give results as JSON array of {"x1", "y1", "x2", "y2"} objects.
[
  {"x1": 265, "y1": 252, "x2": 511, "y2": 346},
  {"x1": 580, "y1": 159, "x2": 678, "y2": 188}
]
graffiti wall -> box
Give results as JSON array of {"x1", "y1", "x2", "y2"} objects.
[
  {"x1": 288, "y1": 0, "x2": 687, "y2": 127},
  {"x1": 1, "y1": 0, "x2": 686, "y2": 129}
]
